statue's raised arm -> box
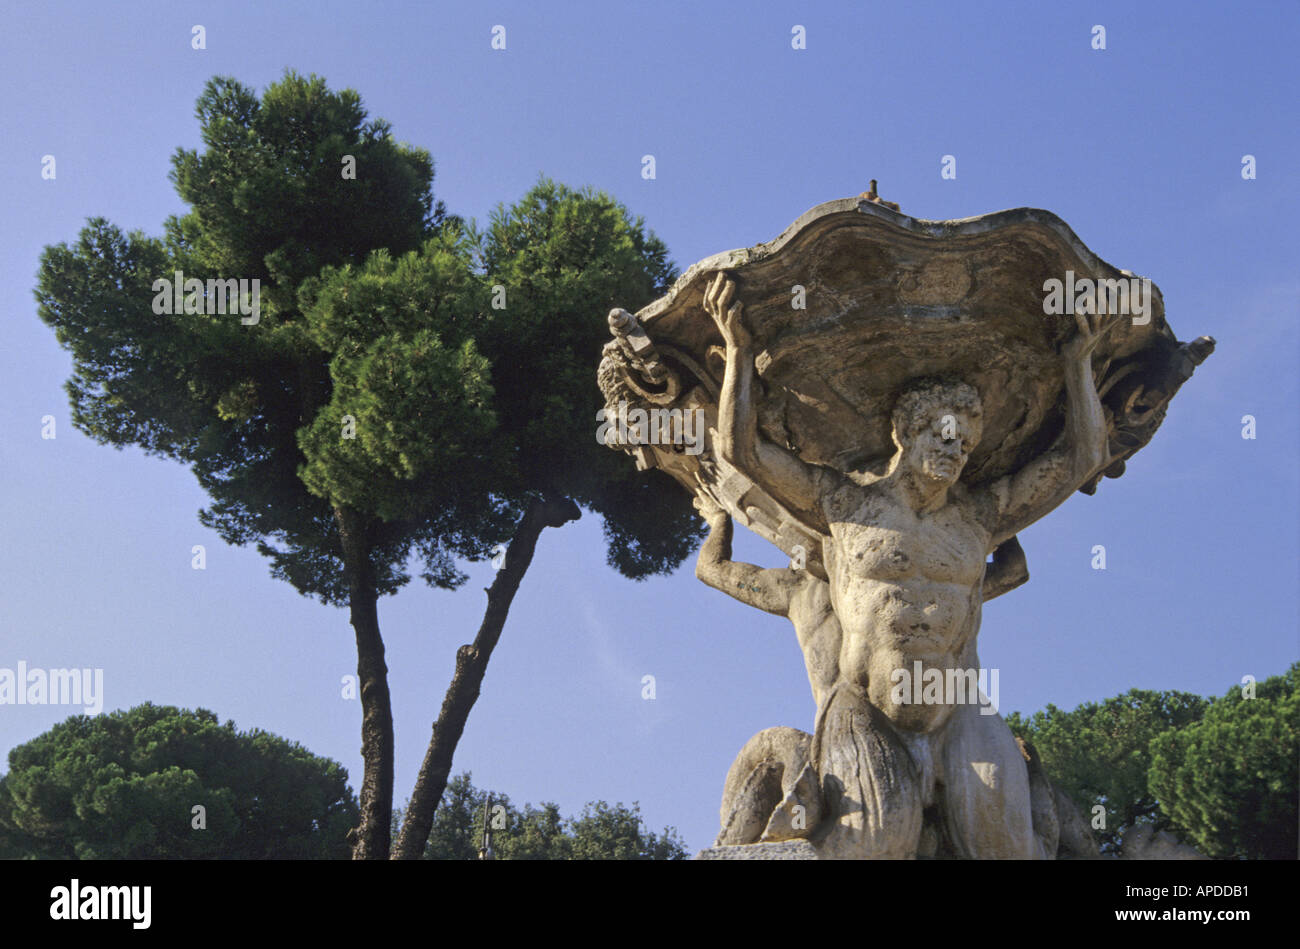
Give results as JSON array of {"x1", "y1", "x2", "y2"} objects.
[
  {"x1": 706, "y1": 272, "x2": 829, "y2": 521},
  {"x1": 984, "y1": 535, "x2": 1029, "y2": 600},
  {"x1": 985, "y1": 309, "x2": 1118, "y2": 546},
  {"x1": 596, "y1": 193, "x2": 1215, "y2": 861},
  {"x1": 693, "y1": 496, "x2": 800, "y2": 617}
]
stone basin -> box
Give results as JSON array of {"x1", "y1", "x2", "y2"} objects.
[{"x1": 599, "y1": 194, "x2": 1213, "y2": 577}]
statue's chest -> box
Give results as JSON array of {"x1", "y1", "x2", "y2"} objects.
[{"x1": 823, "y1": 489, "x2": 986, "y2": 584}]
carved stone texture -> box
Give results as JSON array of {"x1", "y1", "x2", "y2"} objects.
[
  {"x1": 1118, "y1": 824, "x2": 1209, "y2": 860},
  {"x1": 598, "y1": 196, "x2": 1212, "y2": 571},
  {"x1": 600, "y1": 195, "x2": 1212, "y2": 861},
  {"x1": 696, "y1": 840, "x2": 821, "y2": 860}
]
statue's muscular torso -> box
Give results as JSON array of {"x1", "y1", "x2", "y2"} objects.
[
  {"x1": 785, "y1": 578, "x2": 839, "y2": 710},
  {"x1": 819, "y1": 471, "x2": 993, "y2": 733}
]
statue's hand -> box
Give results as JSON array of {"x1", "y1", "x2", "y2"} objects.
[
  {"x1": 1061, "y1": 307, "x2": 1124, "y2": 364},
  {"x1": 692, "y1": 479, "x2": 728, "y2": 524},
  {"x1": 705, "y1": 272, "x2": 750, "y2": 349},
  {"x1": 693, "y1": 495, "x2": 725, "y2": 522}
]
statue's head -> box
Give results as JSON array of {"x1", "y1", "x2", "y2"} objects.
[{"x1": 891, "y1": 378, "x2": 983, "y2": 486}]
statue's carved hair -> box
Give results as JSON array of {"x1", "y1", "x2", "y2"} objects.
[{"x1": 891, "y1": 377, "x2": 983, "y2": 445}]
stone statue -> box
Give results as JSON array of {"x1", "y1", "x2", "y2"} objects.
[
  {"x1": 696, "y1": 492, "x2": 1035, "y2": 854},
  {"x1": 596, "y1": 194, "x2": 1213, "y2": 859},
  {"x1": 703, "y1": 270, "x2": 1119, "y2": 858}
]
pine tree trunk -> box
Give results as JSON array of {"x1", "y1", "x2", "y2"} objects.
[
  {"x1": 391, "y1": 493, "x2": 580, "y2": 859},
  {"x1": 335, "y1": 506, "x2": 395, "y2": 860}
]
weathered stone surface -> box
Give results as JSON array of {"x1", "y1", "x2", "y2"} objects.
[
  {"x1": 599, "y1": 196, "x2": 1212, "y2": 577},
  {"x1": 1019, "y1": 737, "x2": 1061, "y2": 859},
  {"x1": 715, "y1": 727, "x2": 810, "y2": 846},
  {"x1": 634, "y1": 200, "x2": 1172, "y2": 484},
  {"x1": 600, "y1": 194, "x2": 1212, "y2": 860},
  {"x1": 696, "y1": 840, "x2": 821, "y2": 860},
  {"x1": 1054, "y1": 787, "x2": 1102, "y2": 859},
  {"x1": 1118, "y1": 824, "x2": 1209, "y2": 860}
]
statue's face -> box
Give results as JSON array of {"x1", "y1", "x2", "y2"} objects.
[{"x1": 901, "y1": 410, "x2": 980, "y2": 486}]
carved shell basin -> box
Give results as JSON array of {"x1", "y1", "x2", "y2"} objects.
[{"x1": 635, "y1": 196, "x2": 1181, "y2": 485}]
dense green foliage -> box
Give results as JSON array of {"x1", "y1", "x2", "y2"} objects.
[
  {"x1": 34, "y1": 71, "x2": 468, "y2": 605},
  {"x1": 0, "y1": 704, "x2": 357, "y2": 859},
  {"x1": 34, "y1": 70, "x2": 705, "y2": 857},
  {"x1": 1007, "y1": 665, "x2": 1298, "y2": 858},
  {"x1": 1149, "y1": 664, "x2": 1298, "y2": 859},
  {"x1": 473, "y1": 179, "x2": 703, "y2": 577},
  {"x1": 1005, "y1": 688, "x2": 1209, "y2": 852},
  {"x1": 399, "y1": 773, "x2": 688, "y2": 860},
  {"x1": 36, "y1": 72, "x2": 700, "y2": 605}
]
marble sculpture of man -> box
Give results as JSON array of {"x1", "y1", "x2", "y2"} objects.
[{"x1": 701, "y1": 270, "x2": 1117, "y2": 858}]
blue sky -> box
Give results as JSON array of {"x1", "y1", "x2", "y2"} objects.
[{"x1": 2, "y1": 0, "x2": 1296, "y2": 854}]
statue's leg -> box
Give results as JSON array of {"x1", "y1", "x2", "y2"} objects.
[
  {"x1": 939, "y1": 702, "x2": 1039, "y2": 858},
  {"x1": 715, "y1": 726, "x2": 812, "y2": 846},
  {"x1": 1017, "y1": 735, "x2": 1061, "y2": 859},
  {"x1": 1054, "y1": 786, "x2": 1102, "y2": 858},
  {"x1": 811, "y1": 683, "x2": 923, "y2": 859}
]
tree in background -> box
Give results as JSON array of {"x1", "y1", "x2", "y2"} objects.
[
  {"x1": 1009, "y1": 667, "x2": 1299, "y2": 858},
  {"x1": 37, "y1": 73, "x2": 703, "y2": 860},
  {"x1": 396, "y1": 773, "x2": 687, "y2": 860},
  {"x1": 1149, "y1": 663, "x2": 1298, "y2": 859},
  {"x1": 567, "y1": 800, "x2": 688, "y2": 860},
  {"x1": 35, "y1": 71, "x2": 470, "y2": 858},
  {"x1": 0, "y1": 703, "x2": 357, "y2": 859},
  {"x1": 392, "y1": 180, "x2": 702, "y2": 858},
  {"x1": 1005, "y1": 689, "x2": 1209, "y2": 853}
]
